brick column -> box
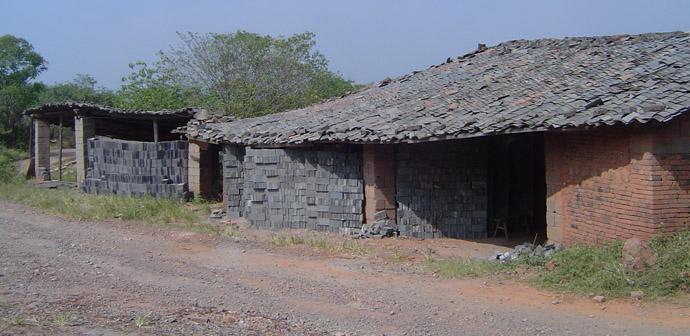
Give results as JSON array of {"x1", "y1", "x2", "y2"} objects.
[
  {"x1": 188, "y1": 141, "x2": 203, "y2": 197},
  {"x1": 34, "y1": 119, "x2": 51, "y2": 182},
  {"x1": 188, "y1": 140, "x2": 219, "y2": 200},
  {"x1": 363, "y1": 144, "x2": 397, "y2": 223},
  {"x1": 74, "y1": 116, "x2": 95, "y2": 185}
]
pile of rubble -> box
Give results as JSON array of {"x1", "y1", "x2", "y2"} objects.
[
  {"x1": 350, "y1": 211, "x2": 396, "y2": 239},
  {"x1": 492, "y1": 242, "x2": 564, "y2": 262}
]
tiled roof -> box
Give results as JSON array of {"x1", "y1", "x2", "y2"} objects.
[
  {"x1": 24, "y1": 102, "x2": 199, "y2": 120},
  {"x1": 194, "y1": 32, "x2": 689, "y2": 145}
]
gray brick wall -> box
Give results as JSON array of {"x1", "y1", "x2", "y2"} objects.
[
  {"x1": 83, "y1": 138, "x2": 188, "y2": 198},
  {"x1": 223, "y1": 145, "x2": 245, "y2": 218},
  {"x1": 396, "y1": 139, "x2": 488, "y2": 239},
  {"x1": 223, "y1": 145, "x2": 364, "y2": 231}
]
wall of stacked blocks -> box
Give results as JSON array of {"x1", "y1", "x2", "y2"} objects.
[
  {"x1": 82, "y1": 138, "x2": 188, "y2": 198},
  {"x1": 224, "y1": 145, "x2": 364, "y2": 232},
  {"x1": 223, "y1": 142, "x2": 490, "y2": 238}
]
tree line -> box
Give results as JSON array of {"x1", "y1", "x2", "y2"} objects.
[{"x1": 0, "y1": 31, "x2": 360, "y2": 148}]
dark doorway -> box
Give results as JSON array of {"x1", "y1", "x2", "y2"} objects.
[{"x1": 487, "y1": 133, "x2": 547, "y2": 242}]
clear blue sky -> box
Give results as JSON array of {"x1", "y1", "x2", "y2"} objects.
[{"x1": 2, "y1": 0, "x2": 689, "y2": 89}]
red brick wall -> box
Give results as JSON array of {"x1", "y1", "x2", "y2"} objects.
[
  {"x1": 363, "y1": 145, "x2": 397, "y2": 223},
  {"x1": 646, "y1": 115, "x2": 690, "y2": 234},
  {"x1": 545, "y1": 116, "x2": 690, "y2": 245},
  {"x1": 188, "y1": 140, "x2": 222, "y2": 201}
]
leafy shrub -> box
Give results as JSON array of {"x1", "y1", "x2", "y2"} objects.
[{"x1": 0, "y1": 146, "x2": 24, "y2": 183}]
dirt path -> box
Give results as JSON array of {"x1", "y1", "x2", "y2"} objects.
[{"x1": 0, "y1": 201, "x2": 688, "y2": 335}]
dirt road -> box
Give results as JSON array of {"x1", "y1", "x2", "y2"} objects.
[{"x1": 0, "y1": 201, "x2": 688, "y2": 335}]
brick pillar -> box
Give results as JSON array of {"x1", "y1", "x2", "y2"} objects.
[
  {"x1": 188, "y1": 140, "x2": 218, "y2": 200},
  {"x1": 34, "y1": 119, "x2": 51, "y2": 182},
  {"x1": 188, "y1": 141, "x2": 202, "y2": 197},
  {"x1": 363, "y1": 144, "x2": 397, "y2": 223},
  {"x1": 75, "y1": 116, "x2": 95, "y2": 185}
]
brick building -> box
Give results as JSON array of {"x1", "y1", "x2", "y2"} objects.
[
  {"x1": 182, "y1": 32, "x2": 690, "y2": 245},
  {"x1": 24, "y1": 103, "x2": 196, "y2": 198}
]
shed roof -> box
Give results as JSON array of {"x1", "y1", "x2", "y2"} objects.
[
  {"x1": 188, "y1": 31, "x2": 690, "y2": 145},
  {"x1": 24, "y1": 102, "x2": 199, "y2": 125}
]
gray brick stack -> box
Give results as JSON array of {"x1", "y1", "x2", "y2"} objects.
[
  {"x1": 396, "y1": 139, "x2": 488, "y2": 239},
  {"x1": 223, "y1": 145, "x2": 364, "y2": 231},
  {"x1": 82, "y1": 138, "x2": 188, "y2": 198},
  {"x1": 223, "y1": 145, "x2": 245, "y2": 218}
]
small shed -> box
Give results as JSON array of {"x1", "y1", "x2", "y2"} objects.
[{"x1": 24, "y1": 103, "x2": 197, "y2": 198}]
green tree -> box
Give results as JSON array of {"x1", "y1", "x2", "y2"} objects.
[
  {"x1": 0, "y1": 35, "x2": 46, "y2": 148},
  {"x1": 158, "y1": 30, "x2": 355, "y2": 118},
  {"x1": 38, "y1": 74, "x2": 116, "y2": 106},
  {"x1": 114, "y1": 61, "x2": 192, "y2": 111}
]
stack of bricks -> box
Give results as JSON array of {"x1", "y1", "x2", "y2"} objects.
[
  {"x1": 223, "y1": 145, "x2": 245, "y2": 218},
  {"x1": 82, "y1": 138, "x2": 188, "y2": 198},
  {"x1": 225, "y1": 145, "x2": 364, "y2": 231},
  {"x1": 396, "y1": 139, "x2": 488, "y2": 239}
]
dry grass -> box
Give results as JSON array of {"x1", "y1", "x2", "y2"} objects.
[{"x1": 269, "y1": 231, "x2": 369, "y2": 256}]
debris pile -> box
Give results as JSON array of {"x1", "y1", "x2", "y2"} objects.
[
  {"x1": 492, "y1": 242, "x2": 564, "y2": 262},
  {"x1": 351, "y1": 211, "x2": 396, "y2": 239}
]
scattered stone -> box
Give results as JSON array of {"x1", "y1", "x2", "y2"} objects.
[
  {"x1": 592, "y1": 295, "x2": 606, "y2": 303},
  {"x1": 352, "y1": 220, "x2": 395, "y2": 239},
  {"x1": 630, "y1": 290, "x2": 645, "y2": 300},
  {"x1": 209, "y1": 209, "x2": 224, "y2": 219},
  {"x1": 491, "y1": 242, "x2": 564, "y2": 262},
  {"x1": 622, "y1": 237, "x2": 656, "y2": 272},
  {"x1": 551, "y1": 300, "x2": 560, "y2": 305}
]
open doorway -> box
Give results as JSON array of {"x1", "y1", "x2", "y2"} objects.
[{"x1": 487, "y1": 133, "x2": 547, "y2": 243}]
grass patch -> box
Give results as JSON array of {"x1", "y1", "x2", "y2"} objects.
[
  {"x1": 5, "y1": 315, "x2": 26, "y2": 327},
  {"x1": 51, "y1": 311, "x2": 76, "y2": 326},
  {"x1": 390, "y1": 248, "x2": 414, "y2": 262},
  {"x1": 133, "y1": 312, "x2": 151, "y2": 328},
  {"x1": 425, "y1": 231, "x2": 689, "y2": 299},
  {"x1": 270, "y1": 232, "x2": 369, "y2": 256},
  {"x1": 537, "y1": 231, "x2": 690, "y2": 298},
  {"x1": 0, "y1": 182, "x2": 199, "y2": 225},
  {"x1": 58, "y1": 165, "x2": 77, "y2": 183},
  {"x1": 426, "y1": 256, "x2": 517, "y2": 278}
]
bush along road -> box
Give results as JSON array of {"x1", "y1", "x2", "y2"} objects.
[{"x1": 0, "y1": 201, "x2": 688, "y2": 335}]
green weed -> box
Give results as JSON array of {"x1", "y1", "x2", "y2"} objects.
[
  {"x1": 537, "y1": 232, "x2": 690, "y2": 298},
  {"x1": 133, "y1": 312, "x2": 151, "y2": 328},
  {"x1": 427, "y1": 257, "x2": 516, "y2": 278}
]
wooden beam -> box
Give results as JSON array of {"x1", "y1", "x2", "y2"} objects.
[
  {"x1": 58, "y1": 116, "x2": 63, "y2": 181},
  {"x1": 153, "y1": 119, "x2": 159, "y2": 143}
]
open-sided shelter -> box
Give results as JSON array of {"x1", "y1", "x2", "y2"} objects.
[{"x1": 24, "y1": 103, "x2": 196, "y2": 198}]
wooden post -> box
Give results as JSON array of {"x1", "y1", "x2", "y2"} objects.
[
  {"x1": 58, "y1": 116, "x2": 63, "y2": 181},
  {"x1": 27, "y1": 118, "x2": 35, "y2": 178},
  {"x1": 153, "y1": 119, "x2": 159, "y2": 143}
]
